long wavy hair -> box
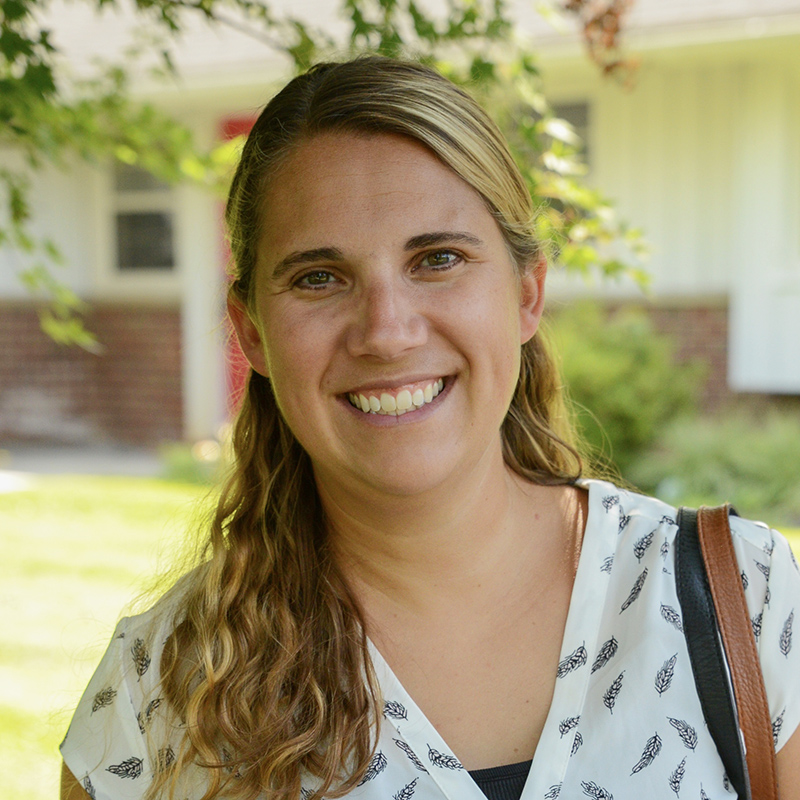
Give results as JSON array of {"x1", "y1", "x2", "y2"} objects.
[{"x1": 148, "y1": 56, "x2": 584, "y2": 800}]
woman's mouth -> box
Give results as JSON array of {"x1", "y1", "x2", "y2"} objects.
[{"x1": 346, "y1": 378, "x2": 445, "y2": 416}]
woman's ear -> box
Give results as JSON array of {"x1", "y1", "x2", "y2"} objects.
[
  {"x1": 227, "y1": 293, "x2": 270, "y2": 377},
  {"x1": 518, "y1": 255, "x2": 547, "y2": 344}
]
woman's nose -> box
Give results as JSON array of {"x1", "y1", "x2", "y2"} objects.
[{"x1": 346, "y1": 280, "x2": 427, "y2": 360}]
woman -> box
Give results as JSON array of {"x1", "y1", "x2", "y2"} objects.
[{"x1": 61, "y1": 56, "x2": 800, "y2": 800}]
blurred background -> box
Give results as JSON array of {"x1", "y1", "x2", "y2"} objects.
[{"x1": 2, "y1": 0, "x2": 800, "y2": 797}]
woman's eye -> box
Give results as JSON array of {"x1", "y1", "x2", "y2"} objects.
[
  {"x1": 418, "y1": 250, "x2": 460, "y2": 270},
  {"x1": 294, "y1": 270, "x2": 336, "y2": 289}
]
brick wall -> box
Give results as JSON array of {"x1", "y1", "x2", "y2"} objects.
[{"x1": 0, "y1": 302, "x2": 182, "y2": 444}]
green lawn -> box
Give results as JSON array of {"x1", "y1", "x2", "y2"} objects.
[{"x1": 1, "y1": 474, "x2": 799, "y2": 800}]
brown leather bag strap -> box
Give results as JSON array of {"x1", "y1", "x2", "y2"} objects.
[{"x1": 697, "y1": 505, "x2": 778, "y2": 800}]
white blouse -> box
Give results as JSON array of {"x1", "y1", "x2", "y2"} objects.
[{"x1": 61, "y1": 480, "x2": 800, "y2": 800}]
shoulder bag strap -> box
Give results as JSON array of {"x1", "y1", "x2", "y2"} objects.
[
  {"x1": 696, "y1": 505, "x2": 778, "y2": 800},
  {"x1": 676, "y1": 506, "x2": 749, "y2": 798}
]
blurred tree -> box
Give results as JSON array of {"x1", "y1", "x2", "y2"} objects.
[{"x1": 0, "y1": 0, "x2": 647, "y2": 348}]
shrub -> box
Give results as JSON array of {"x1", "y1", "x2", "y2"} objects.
[
  {"x1": 546, "y1": 301, "x2": 704, "y2": 475},
  {"x1": 628, "y1": 408, "x2": 800, "y2": 526}
]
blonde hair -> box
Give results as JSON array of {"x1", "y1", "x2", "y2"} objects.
[{"x1": 150, "y1": 56, "x2": 583, "y2": 800}]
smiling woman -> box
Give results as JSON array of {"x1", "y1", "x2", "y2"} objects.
[{"x1": 59, "y1": 57, "x2": 800, "y2": 800}]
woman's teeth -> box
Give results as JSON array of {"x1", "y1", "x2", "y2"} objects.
[{"x1": 348, "y1": 378, "x2": 444, "y2": 416}]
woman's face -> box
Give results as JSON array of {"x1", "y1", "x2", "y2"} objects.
[{"x1": 230, "y1": 132, "x2": 546, "y2": 498}]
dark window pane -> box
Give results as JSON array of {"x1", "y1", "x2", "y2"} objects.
[
  {"x1": 116, "y1": 212, "x2": 175, "y2": 270},
  {"x1": 114, "y1": 163, "x2": 170, "y2": 192}
]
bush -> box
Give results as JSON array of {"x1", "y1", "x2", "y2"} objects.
[
  {"x1": 547, "y1": 302, "x2": 704, "y2": 475},
  {"x1": 628, "y1": 409, "x2": 800, "y2": 526}
]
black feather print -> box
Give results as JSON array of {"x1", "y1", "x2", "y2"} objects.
[
  {"x1": 602, "y1": 495, "x2": 620, "y2": 511},
  {"x1": 557, "y1": 644, "x2": 588, "y2": 678},
  {"x1": 655, "y1": 654, "x2": 678, "y2": 696},
  {"x1": 723, "y1": 772, "x2": 730, "y2": 791},
  {"x1": 601, "y1": 556, "x2": 614, "y2": 574},
  {"x1": 668, "y1": 758, "x2": 686, "y2": 796},
  {"x1": 763, "y1": 537, "x2": 775, "y2": 556},
  {"x1": 766, "y1": 586, "x2": 771, "y2": 606},
  {"x1": 356, "y1": 751, "x2": 387, "y2": 784},
  {"x1": 668, "y1": 718, "x2": 698, "y2": 750},
  {"x1": 630, "y1": 733, "x2": 662, "y2": 774},
  {"x1": 700, "y1": 786, "x2": 709, "y2": 800},
  {"x1": 660, "y1": 540, "x2": 670, "y2": 560},
  {"x1": 393, "y1": 739, "x2": 428, "y2": 772},
  {"x1": 384, "y1": 700, "x2": 408, "y2": 720},
  {"x1": 136, "y1": 697, "x2": 162, "y2": 734},
  {"x1": 773, "y1": 708, "x2": 786, "y2": 747},
  {"x1": 790, "y1": 548, "x2": 799, "y2": 573},
  {"x1": 427, "y1": 745, "x2": 463, "y2": 770},
  {"x1": 91, "y1": 686, "x2": 117, "y2": 713},
  {"x1": 300, "y1": 789, "x2": 313, "y2": 800},
  {"x1": 116, "y1": 631, "x2": 126, "y2": 639},
  {"x1": 741, "y1": 571, "x2": 749, "y2": 591},
  {"x1": 752, "y1": 612, "x2": 763, "y2": 641},
  {"x1": 157, "y1": 746, "x2": 175, "y2": 772},
  {"x1": 131, "y1": 638, "x2": 151, "y2": 679},
  {"x1": 620, "y1": 569, "x2": 648, "y2": 613},
  {"x1": 754, "y1": 560, "x2": 770, "y2": 581},
  {"x1": 591, "y1": 637, "x2": 619, "y2": 673},
  {"x1": 393, "y1": 778, "x2": 418, "y2": 800},
  {"x1": 780, "y1": 610, "x2": 794, "y2": 657},
  {"x1": 660, "y1": 515, "x2": 677, "y2": 526},
  {"x1": 660, "y1": 604, "x2": 684, "y2": 632},
  {"x1": 634, "y1": 531, "x2": 655, "y2": 562},
  {"x1": 619, "y1": 514, "x2": 631, "y2": 534},
  {"x1": 571, "y1": 732, "x2": 583, "y2": 756},
  {"x1": 82, "y1": 776, "x2": 96, "y2": 800},
  {"x1": 581, "y1": 780, "x2": 614, "y2": 799},
  {"x1": 603, "y1": 671, "x2": 625, "y2": 713},
  {"x1": 544, "y1": 785, "x2": 561, "y2": 799},
  {"x1": 106, "y1": 757, "x2": 144, "y2": 779},
  {"x1": 559, "y1": 715, "x2": 581, "y2": 736}
]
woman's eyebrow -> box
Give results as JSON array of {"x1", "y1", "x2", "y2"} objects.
[
  {"x1": 405, "y1": 231, "x2": 484, "y2": 250},
  {"x1": 271, "y1": 247, "x2": 344, "y2": 280}
]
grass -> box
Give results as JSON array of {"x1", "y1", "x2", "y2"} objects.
[{"x1": 1, "y1": 473, "x2": 798, "y2": 800}]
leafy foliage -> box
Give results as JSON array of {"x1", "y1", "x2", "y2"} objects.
[
  {"x1": 2, "y1": 0, "x2": 647, "y2": 346},
  {"x1": 549, "y1": 302, "x2": 703, "y2": 475}
]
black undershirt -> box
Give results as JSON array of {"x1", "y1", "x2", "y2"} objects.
[{"x1": 469, "y1": 759, "x2": 532, "y2": 800}]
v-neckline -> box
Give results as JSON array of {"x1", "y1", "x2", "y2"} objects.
[{"x1": 367, "y1": 480, "x2": 618, "y2": 800}]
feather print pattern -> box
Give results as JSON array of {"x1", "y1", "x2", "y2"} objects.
[
  {"x1": 299, "y1": 789, "x2": 313, "y2": 800},
  {"x1": 634, "y1": 531, "x2": 655, "y2": 562},
  {"x1": 668, "y1": 718, "x2": 698, "y2": 750},
  {"x1": 384, "y1": 700, "x2": 408, "y2": 720},
  {"x1": 131, "y1": 638, "x2": 151, "y2": 679},
  {"x1": 544, "y1": 785, "x2": 561, "y2": 799},
  {"x1": 755, "y1": 561, "x2": 770, "y2": 581},
  {"x1": 630, "y1": 733, "x2": 662, "y2": 774},
  {"x1": 357, "y1": 751, "x2": 387, "y2": 784},
  {"x1": 91, "y1": 686, "x2": 117, "y2": 713},
  {"x1": 601, "y1": 556, "x2": 614, "y2": 574},
  {"x1": 660, "y1": 604, "x2": 683, "y2": 632},
  {"x1": 393, "y1": 778, "x2": 418, "y2": 800},
  {"x1": 82, "y1": 776, "x2": 96, "y2": 800},
  {"x1": 700, "y1": 787, "x2": 709, "y2": 800},
  {"x1": 752, "y1": 611, "x2": 763, "y2": 641},
  {"x1": 157, "y1": 746, "x2": 175, "y2": 772},
  {"x1": 660, "y1": 514, "x2": 677, "y2": 526},
  {"x1": 427, "y1": 745, "x2": 463, "y2": 770},
  {"x1": 780, "y1": 610, "x2": 794, "y2": 656},
  {"x1": 741, "y1": 571, "x2": 749, "y2": 591},
  {"x1": 603, "y1": 671, "x2": 625, "y2": 713},
  {"x1": 619, "y1": 514, "x2": 631, "y2": 534},
  {"x1": 668, "y1": 758, "x2": 686, "y2": 796},
  {"x1": 571, "y1": 732, "x2": 584, "y2": 756},
  {"x1": 581, "y1": 780, "x2": 614, "y2": 799},
  {"x1": 591, "y1": 637, "x2": 619, "y2": 673},
  {"x1": 136, "y1": 697, "x2": 162, "y2": 734},
  {"x1": 655, "y1": 654, "x2": 678, "y2": 696},
  {"x1": 602, "y1": 495, "x2": 620, "y2": 511},
  {"x1": 620, "y1": 569, "x2": 648, "y2": 613},
  {"x1": 393, "y1": 739, "x2": 428, "y2": 772},
  {"x1": 773, "y1": 708, "x2": 786, "y2": 746},
  {"x1": 557, "y1": 644, "x2": 588, "y2": 678},
  {"x1": 559, "y1": 716, "x2": 581, "y2": 736},
  {"x1": 106, "y1": 757, "x2": 144, "y2": 779},
  {"x1": 660, "y1": 540, "x2": 670, "y2": 560}
]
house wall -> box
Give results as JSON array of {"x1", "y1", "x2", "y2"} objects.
[{"x1": 0, "y1": 303, "x2": 182, "y2": 444}]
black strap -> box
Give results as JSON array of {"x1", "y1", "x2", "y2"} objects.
[{"x1": 675, "y1": 506, "x2": 750, "y2": 800}]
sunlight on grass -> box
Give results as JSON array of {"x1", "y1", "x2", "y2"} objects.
[
  {"x1": 0, "y1": 475, "x2": 214, "y2": 800},
  {"x1": 1, "y1": 476, "x2": 799, "y2": 800}
]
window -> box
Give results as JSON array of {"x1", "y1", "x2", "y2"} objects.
[{"x1": 113, "y1": 163, "x2": 175, "y2": 272}]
